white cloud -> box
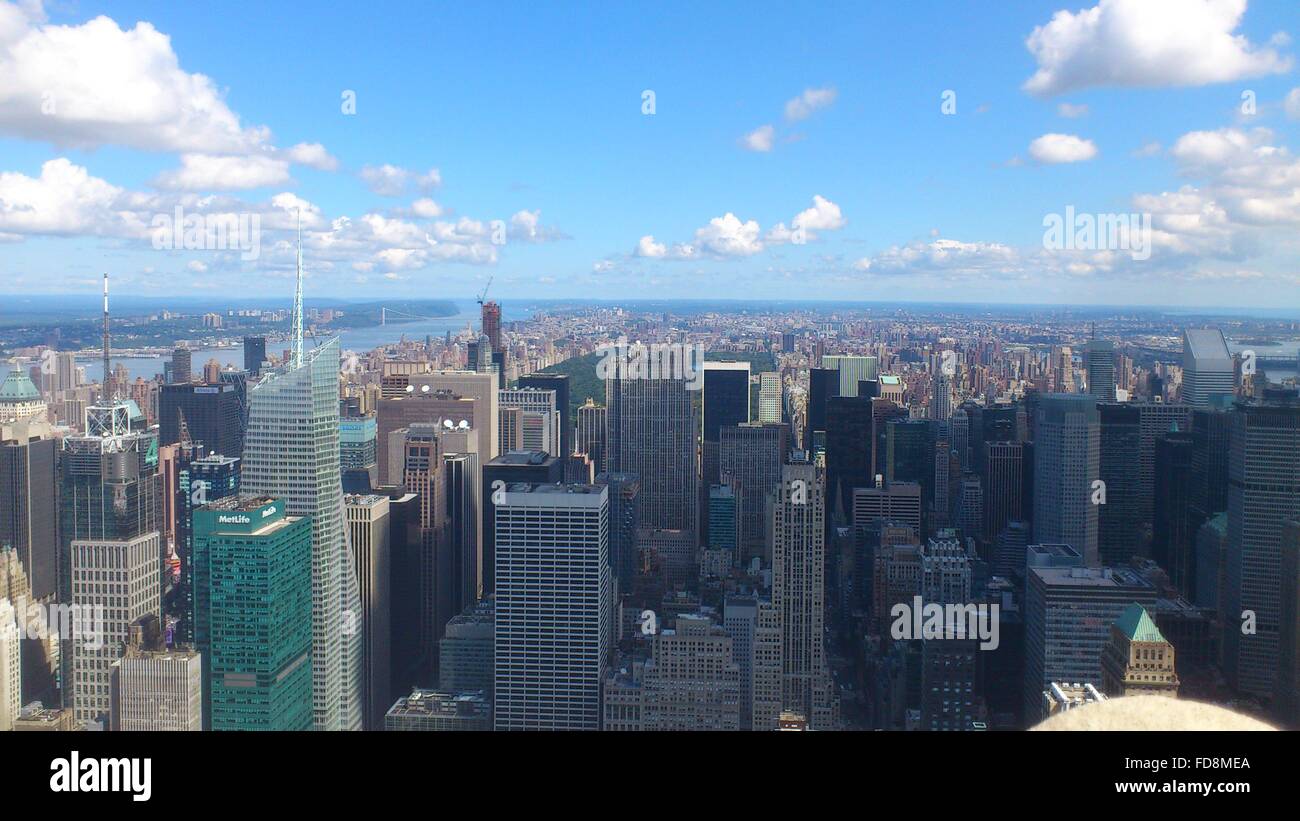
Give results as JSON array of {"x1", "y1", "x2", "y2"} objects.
[
  {"x1": 359, "y1": 164, "x2": 441, "y2": 196},
  {"x1": 1057, "y1": 102, "x2": 1089, "y2": 118},
  {"x1": 1029, "y1": 133, "x2": 1099, "y2": 163},
  {"x1": 1023, "y1": 0, "x2": 1291, "y2": 96},
  {"x1": 692, "y1": 212, "x2": 764, "y2": 257},
  {"x1": 741, "y1": 124, "x2": 775, "y2": 152},
  {"x1": 854, "y1": 238, "x2": 1021, "y2": 277},
  {"x1": 0, "y1": 158, "x2": 138, "y2": 237},
  {"x1": 187, "y1": 260, "x2": 208, "y2": 273},
  {"x1": 1285, "y1": 87, "x2": 1300, "y2": 120},
  {"x1": 508, "y1": 209, "x2": 566, "y2": 242},
  {"x1": 0, "y1": 4, "x2": 273, "y2": 153},
  {"x1": 635, "y1": 235, "x2": 667, "y2": 258},
  {"x1": 784, "y1": 87, "x2": 837, "y2": 121},
  {"x1": 283, "y1": 142, "x2": 339, "y2": 171},
  {"x1": 153, "y1": 153, "x2": 291, "y2": 191},
  {"x1": 409, "y1": 198, "x2": 445, "y2": 218}
]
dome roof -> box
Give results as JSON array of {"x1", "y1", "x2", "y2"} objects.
[{"x1": 0, "y1": 369, "x2": 40, "y2": 402}]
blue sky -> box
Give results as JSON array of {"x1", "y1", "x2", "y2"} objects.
[{"x1": 0, "y1": 0, "x2": 1298, "y2": 307}]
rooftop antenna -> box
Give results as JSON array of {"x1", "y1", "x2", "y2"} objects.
[
  {"x1": 102, "y1": 272, "x2": 113, "y2": 400},
  {"x1": 291, "y1": 209, "x2": 304, "y2": 368}
]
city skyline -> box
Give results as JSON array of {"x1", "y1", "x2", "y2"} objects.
[{"x1": 0, "y1": 0, "x2": 1298, "y2": 308}]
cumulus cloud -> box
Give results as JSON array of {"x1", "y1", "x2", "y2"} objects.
[
  {"x1": 1029, "y1": 133, "x2": 1098, "y2": 163},
  {"x1": 283, "y1": 142, "x2": 339, "y2": 171},
  {"x1": 741, "y1": 124, "x2": 775, "y2": 152},
  {"x1": 1022, "y1": 0, "x2": 1291, "y2": 96},
  {"x1": 1057, "y1": 102, "x2": 1089, "y2": 118},
  {"x1": 153, "y1": 153, "x2": 291, "y2": 191},
  {"x1": 784, "y1": 87, "x2": 837, "y2": 121},
  {"x1": 1284, "y1": 87, "x2": 1300, "y2": 120},
  {"x1": 359, "y1": 164, "x2": 442, "y2": 196},
  {"x1": 0, "y1": 3, "x2": 273, "y2": 153},
  {"x1": 508, "y1": 209, "x2": 566, "y2": 242}
]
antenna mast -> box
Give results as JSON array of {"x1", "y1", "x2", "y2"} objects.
[
  {"x1": 102, "y1": 272, "x2": 112, "y2": 400},
  {"x1": 292, "y1": 210, "x2": 305, "y2": 368}
]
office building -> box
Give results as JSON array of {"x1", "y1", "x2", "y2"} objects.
[
  {"x1": 241, "y1": 330, "x2": 364, "y2": 731},
  {"x1": 0, "y1": 384, "x2": 57, "y2": 600},
  {"x1": 345, "y1": 494, "x2": 392, "y2": 730},
  {"x1": 440, "y1": 598, "x2": 494, "y2": 695},
  {"x1": 605, "y1": 343, "x2": 699, "y2": 538},
  {"x1": 1097, "y1": 402, "x2": 1141, "y2": 566},
  {"x1": 340, "y1": 414, "x2": 379, "y2": 491},
  {"x1": 1085, "y1": 338, "x2": 1116, "y2": 400},
  {"x1": 575, "y1": 399, "x2": 607, "y2": 473},
  {"x1": 494, "y1": 484, "x2": 611, "y2": 730},
  {"x1": 822, "y1": 355, "x2": 878, "y2": 398},
  {"x1": 518, "y1": 373, "x2": 572, "y2": 457},
  {"x1": 1032, "y1": 395, "x2": 1100, "y2": 565},
  {"x1": 243, "y1": 336, "x2": 267, "y2": 377},
  {"x1": 481, "y1": 451, "x2": 563, "y2": 593},
  {"x1": 720, "y1": 422, "x2": 788, "y2": 564},
  {"x1": 193, "y1": 497, "x2": 313, "y2": 731},
  {"x1": 0, "y1": 598, "x2": 17, "y2": 732},
  {"x1": 723, "y1": 595, "x2": 782, "y2": 731},
  {"x1": 1181, "y1": 328, "x2": 1236, "y2": 408},
  {"x1": 158, "y1": 381, "x2": 244, "y2": 456},
  {"x1": 1100, "y1": 604, "x2": 1179, "y2": 698},
  {"x1": 1224, "y1": 391, "x2": 1300, "y2": 697},
  {"x1": 639, "y1": 613, "x2": 741, "y2": 731},
  {"x1": 1023, "y1": 565, "x2": 1157, "y2": 721},
  {"x1": 771, "y1": 462, "x2": 834, "y2": 729},
  {"x1": 385, "y1": 688, "x2": 491, "y2": 731},
  {"x1": 109, "y1": 615, "x2": 202, "y2": 731},
  {"x1": 596, "y1": 472, "x2": 640, "y2": 592},
  {"x1": 70, "y1": 531, "x2": 161, "y2": 726},
  {"x1": 758, "y1": 372, "x2": 782, "y2": 424}
]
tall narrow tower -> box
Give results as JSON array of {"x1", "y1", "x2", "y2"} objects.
[{"x1": 102, "y1": 273, "x2": 112, "y2": 400}]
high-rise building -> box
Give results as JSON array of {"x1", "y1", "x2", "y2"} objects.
[
  {"x1": 481, "y1": 301, "x2": 502, "y2": 353},
  {"x1": 1023, "y1": 565, "x2": 1157, "y2": 720},
  {"x1": 720, "y1": 422, "x2": 788, "y2": 564},
  {"x1": 1097, "y1": 402, "x2": 1141, "y2": 566},
  {"x1": 1100, "y1": 604, "x2": 1179, "y2": 698},
  {"x1": 605, "y1": 343, "x2": 698, "y2": 538},
  {"x1": 241, "y1": 332, "x2": 364, "y2": 731},
  {"x1": 707, "y1": 484, "x2": 737, "y2": 557},
  {"x1": 639, "y1": 613, "x2": 741, "y2": 731},
  {"x1": 575, "y1": 399, "x2": 607, "y2": 473},
  {"x1": 169, "y1": 348, "x2": 192, "y2": 384},
  {"x1": 1224, "y1": 391, "x2": 1300, "y2": 697},
  {"x1": 771, "y1": 462, "x2": 834, "y2": 729},
  {"x1": 758, "y1": 372, "x2": 782, "y2": 424},
  {"x1": 1032, "y1": 395, "x2": 1100, "y2": 565},
  {"x1": 983, "y1": 441, "x2": 1024, "y2": 545},
  {"x1": 805, "y1": 367, "x2": 838, "y2": 453},
  {"x1": 442, "y1": 445, "x2": 481, "y2": 620},
  {"x1": 345, "y1": 494, "x2": 392, "y2": 730},
  {"x1": 1278, "y1": 520, "x2": 1300, "y2": 728},
  {"x1": 174, "y1": 452, "x2": 239, "y2": 644},
  {"x1": 385, "y1": 688, "x2": 491, "y2": 731},
  {"x1": 704, "y1": 361, "x2": 751, "y2": 492},
  {"x1": 439, "y1": 598, "x2": 494, "y2": 695},
  {"x1": 1153, "y1": 431, "x2": 1196, "y2": 594},
  {"x1": 193, "y1": 497, "x2": 313, "y2": 731},
  {"x1": 340, "y1": 414, "x2": 378, "y2": 491},
  {"x1": 0, "y1": 385, "x2": 57, "y2": 600},
  {"x1": 1181, "y1": 328, "x2": 1235, "y2": 408},
  {"x1": 243, "y1": 336, "x2": 267, "y2": 377},
  {"x1": 494, "y1": 484, "x2": 612, "y2": 731},
  {"x1": 595, "y1": 472, "x2": 640, "y2": 592},
  {"x1": 158, "y1": 381, "x2": 245, "y2": 456},
  {"x1": 822, "y1": 355, "x2": 878, "y2": 398},
  {"x1": 0, "y1": 598, "x2": 18, "y2": 732},
  {"x1": 481, "y1": 451, "x2": 563, "y2": 593},
  {"x1": 518, "y1": 373, "x2": 572, "y2": 457},
  {"x1": 108, "y1": 615, "x2": 201, "y2": 731},
  {"x1": 723, "y1": 595, "x2": 782, "y2": 731},
  {"x1": 70, "y1": 531, "x2": 161, "y2": 726},
  {"x1": 498, "y1": 387, "x2": 559, "y2": 454},
  {"x1": 825, "y1": 394, "x2": 874, "y2": 515},
  {"x1": 1085, "y1": 338, "x2": 1116, "y2": 400}
]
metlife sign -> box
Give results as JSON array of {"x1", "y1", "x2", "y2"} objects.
[{"x1": 196, "y1": 500, "x2": 283, "y2": 535}]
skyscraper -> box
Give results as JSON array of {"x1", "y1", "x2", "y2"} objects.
[
  {"x1": 158, "y1": 381, "x2": 245, "y2": 455},
  {"x1": 822, "y1": 355, "x2": 878, "y2": 398},
  {"x1": 0, "y1": 381, "x2": 57, "y2": 600},
  {"x1": 0, "y1": 598, "x2": 18, "y2": 732},
  {"x1": 720, "y1": 422, "x2": 788, "y2": 564},
  {"x1": 109, "y1": 615, "x2": 202, "y2": 731},
  {"x1": 493, "y1": 484, "x2": 611, "y2": 730},
  {"x1": 758, "y1": 371, "x2": 782, "y2": 424},
  {"x1": 243, "y1": 336, "x2": 268, "y2": 377},
  {"x1": 1181, "y1": 328, "x2": 1236, "y2": 408},
  {"x1": 605, "y1": 343, "x2": 698, "y2": 538},
  {"x1": 1224, "y1": 391, "x2": 1300, "y2": 697},
  {"x1": 575, "y1": 398, "x2": 607, "y2": 473},
  {"x1": 771, "y1": 461, "x2": 834, "y2": 730},
  {"x1": 70, "y1": 531, "x2": 161, "y2": 726},
  {"x1": 345, "y1": 494, "x2": 392, "y2": 730},
  {"x1": 1085, "y1": 338, "x2": 1116, "y2": 400},
  {"x1": 703, "y1": 361, "x2": 752, "y2": 486},
  {"x1": 518, "y1": 373, "x2": 572, "y2": 457},
  {"x1": 239, "y1": 233, "x2": 364, "y2": 731},
  {"x1": 193, "y1": 497, "x2": 313, "y2": 731},
  {"x1": 1032, "y1": 395, "x2": 1100, "y2": 565},
  {"x1": 1097, "y1": 402, "x2": 1140, "y2": 566}
]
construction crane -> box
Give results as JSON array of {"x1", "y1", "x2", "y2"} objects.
[{"x1": 477, "y1": 275, "x2": 493, "y2": 307}]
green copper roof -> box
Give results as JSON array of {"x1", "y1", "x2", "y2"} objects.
[
  {"x1": 1115, "y1": 603, "x2": 1165, "y2": 643},
  {"x1": 0, "y1": 370, "x2": 40, "y2": 401}
]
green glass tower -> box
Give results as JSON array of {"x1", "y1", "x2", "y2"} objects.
[{"x1": 193, "y1": 496, "x2": 312, "y2": 731}]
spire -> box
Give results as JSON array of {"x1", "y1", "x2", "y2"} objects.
[
  {"x1": 292, "y1": 209, "x2": 305, "y2": 368},
  {"x1": 102, "y1": 272, "x2": 113, "y2": 400}
]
